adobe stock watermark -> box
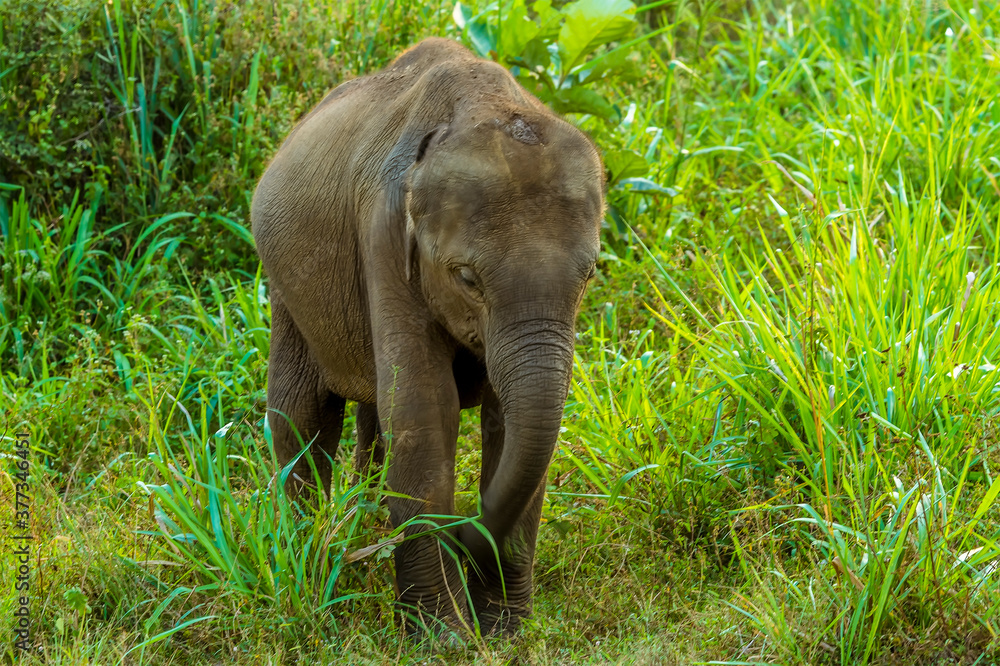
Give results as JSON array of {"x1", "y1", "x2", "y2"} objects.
[{"x1": 10, "y1": 431, "x2": 31, "y2": 653}]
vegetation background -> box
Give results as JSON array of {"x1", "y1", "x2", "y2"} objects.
[{"x1": 2, "y1": 0, "x2": 999, "y2": 663}]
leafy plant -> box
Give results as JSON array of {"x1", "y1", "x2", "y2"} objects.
[
  {"x1": 134, "y1": 387, "x2": 390, "y2": 636},
  {"x1": 453, "y1": 0, "x2": 654, "y2": 123}
]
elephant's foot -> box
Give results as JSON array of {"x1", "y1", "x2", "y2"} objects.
[
  {"x1": 466, "y1": 559, "x2": 532, "y2": 636},
  {"x1": 396, "y1": 597, "x2": 474, "y2": 646},
  {"x1": 393, "y1": 532, "x2": 473, "y2": 638},
  {"x1": 470, "y1": 601, "x2": 528, "y2": 637}
]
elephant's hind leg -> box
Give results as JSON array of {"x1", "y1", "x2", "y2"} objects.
[
  {"x1": 353, "y1": 402, "x2": 385, "y2": 483},
  {"x1": 266, "y1": 295, "x2": 346, "y2": 495}
]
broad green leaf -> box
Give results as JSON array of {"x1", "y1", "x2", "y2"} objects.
[
  {"x1": 462, "y1": 4, "x2": 499, "y2": 58},
  {"x1": 498, "y1": 0, "x2": 538, "y2": 59},
  {"x1": 468, "y1": 20, "x2": 497, "y2": 57},
  {"x1": 64, "y1": 588, "x2": 91, "y2": 615},
  {"x1": 614, "y1": 177, "x2": 678, "y2": 196},
  {"x1": 605, "y1": 204, "x2": 629, "y2": 237},
  {"x1": 575, "y1": 44, "x2": 637, "y2": 83},
  {"x1": 520, "y1": 36, "x2": 551, "y2": 71},
  {"x1": 550, "y1": 87, "x2": 619, "y2": 121},
  {"x1": 603, "y1": 148, "x2": 648, "y2": 183},
  {"x1": 533, "y1": 0, "x2": 562, "y2": 40},
  {"x1": 557, "y1": 0, "x2": 636, "y2": 75}
]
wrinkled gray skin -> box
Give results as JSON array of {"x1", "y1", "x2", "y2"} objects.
[{"x1": 251, "y1": 38, "x2": 603, "y2": 635}]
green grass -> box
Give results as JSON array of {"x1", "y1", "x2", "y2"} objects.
[{"x1": 3, "y1": 0, "x2": 1000, "y2": 663}]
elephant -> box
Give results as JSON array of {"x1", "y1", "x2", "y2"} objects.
[{"x1": 250, "y1": 37, "x2": 604, "y2": 635}]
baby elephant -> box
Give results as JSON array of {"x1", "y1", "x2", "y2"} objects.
[{"x1": 251, "y1": 37, "x2": 604, "y2": 635}]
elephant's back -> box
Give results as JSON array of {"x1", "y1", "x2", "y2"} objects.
[
  {"x1": 251, "y1": 39, "x2": 481, "y2": 250},
  {"x1": 249, "y1": 61, "x2": 398, "y2": 402}
]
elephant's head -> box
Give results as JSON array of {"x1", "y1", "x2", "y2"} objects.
[{"x1": 403, "y1": 110, "x2": 604, "y2": 558}]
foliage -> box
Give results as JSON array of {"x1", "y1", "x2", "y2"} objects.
[
  {"x1": 133, "y1": 391, "x2": 389, "y2": 643},
  {"x1": 453, "y1": 0, "x2": 647, "y2": 124}
]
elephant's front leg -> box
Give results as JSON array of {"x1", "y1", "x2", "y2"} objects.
[
  {"x1": 467, "y1": 384, "x2": 544, "y2": 635},
  {"x1": 373, "y1": 330, "x2": 468, "y2": 633}
]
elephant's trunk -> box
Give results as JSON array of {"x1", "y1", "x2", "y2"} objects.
[{"x1": 466, "y1": 308, "x2": 576, "y2": 559}]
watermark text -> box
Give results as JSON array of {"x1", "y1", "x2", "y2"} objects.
[{"x1": 10, "y1": 431, "x2": 31, "y2": 652}]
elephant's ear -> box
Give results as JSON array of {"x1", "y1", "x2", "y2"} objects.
[
  {"x1": 414, "y1": 125, "x2": 443, "y2": 163},
  {"x1": 404, "y1": 190, "x2": 418, "y2": 281},
  {"x1": 404, "y1": 124, "x2": 449, "y2": 281}
]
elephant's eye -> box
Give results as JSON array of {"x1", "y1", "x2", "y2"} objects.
[
  {"x1": 456, "y1": 265, "x2": 479, "y2": 290},
  {"x1": 587, "y1": 265, "x2": 597, "y2": 281}
]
